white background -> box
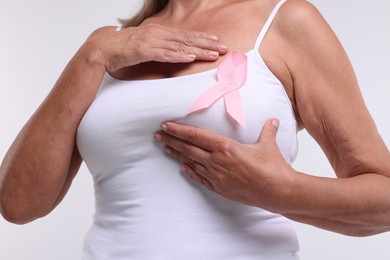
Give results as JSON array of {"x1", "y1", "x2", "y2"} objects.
[{"x1": 1, "y1": 0, "x2": 389, "y2": 259}]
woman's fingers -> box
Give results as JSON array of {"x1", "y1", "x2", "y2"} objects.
[
  {"x1": 155, "y1": 129, "x2": 211, "y2": 165},
  {"x1": 147, "y1": 45, "x2": 198, "y2": 63},
  {"x1": 163, "y1": 27, "x2": 228, "y2": 60},
  {"x1": 154, "y1": 119, "x2": 296, "y2": 209},
  {"x1": 183, "y1": 164, "x2": 216, "y2": 192},
  {"x1": 157, "y1": 42, "x2": 224, "y2": 62},
  {"x1": 125, "y1": 24, "x2": 228, "y2": 65},
  {"x1": 157, "y1": 132, "x2": 216, "y2": 192},
  {"x1": 159, "y1": 122, "x2": 228, "y2": 152},
  {"x1": 256, "y1": 119, "x2": 280, "y2": 147},
  {"x1": 163, "y1": 145, "x2": 216, "y2": 192},
  {"x1": 164, "y1": 146, "x2": 209, "y2": 176},
  {"x1": 158, "y1": 25, "x2": 227, "y2": 53},
  {"x1": 86, "y1": 24, "x2": 228, "y2": 71},
  {"x1": 140, "y1": 25, "x2": 227, "y2": 63}
]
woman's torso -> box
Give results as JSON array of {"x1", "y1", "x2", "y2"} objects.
[{"x1": 77, "y1": 0, "x2": 300, "y2": 259}]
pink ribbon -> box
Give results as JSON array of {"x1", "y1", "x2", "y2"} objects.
[{"x1": 186, "y1": 51, "x2": 247, "y2": 128}]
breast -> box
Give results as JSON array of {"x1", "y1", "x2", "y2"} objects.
[
  {"x1": 76, "y1": 52, "x2": 299, "y2": 258},
  {"x1": 77, "y1": 51, "x2": 297, "y2": 182}
]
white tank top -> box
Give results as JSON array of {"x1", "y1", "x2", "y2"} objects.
[{"x1": 77, "y1": 0, "x2": 300, "y2": 259}]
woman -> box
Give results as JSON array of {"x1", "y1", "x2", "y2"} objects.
[
  {"x1": 1, "y1": 0, "x2": 389, "y2": 259},
  {"x1": 153, "y1": 0, "x2": 390, "y2": 237}
]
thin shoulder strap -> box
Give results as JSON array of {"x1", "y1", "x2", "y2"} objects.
[{"x1": 254, "y1": 0, "x2": 287, "y2": 50}]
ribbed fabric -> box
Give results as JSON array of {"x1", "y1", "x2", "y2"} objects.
[{"x1": 77, "y1": 0, "x2": 300, "y2": 259}]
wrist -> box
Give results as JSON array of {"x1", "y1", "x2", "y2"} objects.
[{"x1": 267, "y1": 166, "x2": 301, "y2": 214}]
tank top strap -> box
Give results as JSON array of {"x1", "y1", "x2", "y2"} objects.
[{"x1": 254, "y1": 0, "x2": 287, "y2": 50}]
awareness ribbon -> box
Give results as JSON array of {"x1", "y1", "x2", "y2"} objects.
[{"x1": 186, "y1": 51, "x2": 247, "y2": 128}]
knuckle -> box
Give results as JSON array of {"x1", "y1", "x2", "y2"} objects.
[
  {"x1": 179, "y1": 29, "x2": 195, "y2": 46},
  {"x1": 191, "y1": 162, "x2": 197, "y2": 172},
  {"x1": 186, "y1": 129, "x2": 198, "y2": 143},
  {"x1": 184, "y1": 34, "x2": 194, "y2": 46},
  {"x1": 182, "y1": 143, "x2": 193, "y2": 156},
  {"x1": 202, "y1": 158, "x2": 212, "y2": 170},
  {"x1": 174, "y1": 151, "x2": 185, "y2": 162},
  {"x1": 216, "y1": 141, "x2": 233, "y2": 156},
  {"x1": 209, "y1": 163, "x2": 227, "y2": 177},
  {"x1": 176, "y1": 42, "x2": 187, "y2": 52},
  {"x1": 133, "y1": 45, "x2": 148, "y2": 61}
]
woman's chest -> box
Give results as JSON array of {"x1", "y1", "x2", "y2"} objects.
[{"x1": 76, "y1": 53, "x2": 298, "y2": 171}]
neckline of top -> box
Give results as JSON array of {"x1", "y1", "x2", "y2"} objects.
[{"x1": 105, "y1": 49, "x2": 256, "y2": 83}]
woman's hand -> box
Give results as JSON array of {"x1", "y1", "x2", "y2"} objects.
[
  {"x1": 154, "y1": 119, "x2": 390, "y2": 236},
  {"x1": 154, "y1": 119, "x2": 296, "y2": 213},
  {"x1": 84, "y1": 24, "x2": 228, "y2": 72}
]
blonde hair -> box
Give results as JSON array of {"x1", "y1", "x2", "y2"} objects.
[{"x1": 120, "y1": 0, "x2": 169, "y2": 27}]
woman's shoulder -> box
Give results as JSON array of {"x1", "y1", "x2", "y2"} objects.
[
  {"x1": 280, "y1": 0, "x2": 327, "y2": 26},
  {"x1": 279, "y1": 0, "x2": 320, "y2": 18},
  {"x1": 272, "y1": 0, "x2": 333, "y2": 43}
]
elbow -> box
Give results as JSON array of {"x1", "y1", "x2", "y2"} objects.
[
  {"x1": 0, "y1": 192, "x2": 41, "y2": 225},
  {"x1": 343, "y1": 229, "x2": 381, "y2": 237},
  {"x1": 346, "y1": 228, "x2": 389, "y2": 237},
  {"x1": 0, "y1": 201, "x2": 37, "y2": 225},
  {"x1": 0, "y1": 170, "x2": 47, "y2": 225},
  {"x1": 1, "y1": 213, "x2": 32, "y2": 225},
  {"x1": 341, "y1": 223, "x2": 390, "y2": 237}
]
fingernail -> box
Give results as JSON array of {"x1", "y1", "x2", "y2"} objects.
[
  {"x1": 208, "y1": 51, "x2": 219, "y2": 58},
  {"x1": 208, "y1": 35, "x2": 218, "y2": 41},
  {"x1": 271, "y1": 119, "x2": 279, "y2": 128},
  {"x1": 154, "y1": 133, "x2": 162, "y2": 142},
  {"x1": 161, "y1": 123, "x2": 168, "y2": 132},
  {"x1": 218, "y1": 44, "x2": 228, "y2": 51}
]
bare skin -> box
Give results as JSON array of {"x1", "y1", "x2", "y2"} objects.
[
  {"x1": 0, "y1": 14, "x2": 227, "y2": 224},
  {"x1": 2, "y1": 0, "x2": 390, "y2": 239},
  {"x1": 153, "y1": 0, "x2": 390, "y2": 236}
]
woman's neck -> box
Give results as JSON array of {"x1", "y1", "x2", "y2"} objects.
[{"x1": 161, "y1": 0, "x2": 230, "y2": 20}]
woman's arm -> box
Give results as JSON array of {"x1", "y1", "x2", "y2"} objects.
[
  {"x1": 0, "y1": 25, "x2": 227, "y2": 224},
  {"x1": 277, "y1": 0, "x2": 390, "y2": 236},
  {"x1": 0, "y1": 45, "x2": 105, "y2": 224},
  {"x1": 154, "y1": 1, "x2": 390, "y2": 236}
]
